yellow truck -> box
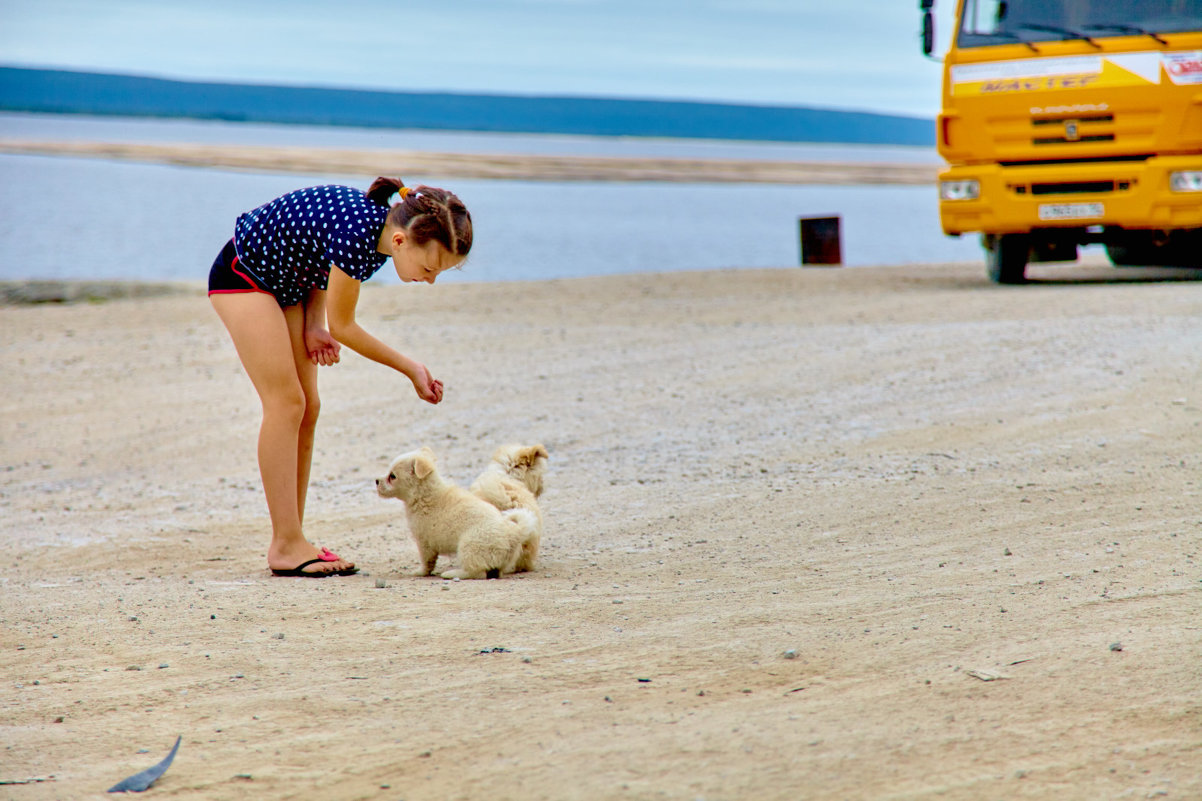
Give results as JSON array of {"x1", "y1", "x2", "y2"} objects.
[{"x1": 922, "y1": 0, "x2": 1202, "y2": 282}]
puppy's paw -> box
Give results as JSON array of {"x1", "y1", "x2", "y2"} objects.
[{"x1": 440, "y1": 569, "x2": 468, "y2": 580}]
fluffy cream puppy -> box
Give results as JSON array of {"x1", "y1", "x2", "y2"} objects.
[
  {"x1": 469, "y1": 444, "x2": 547, "y2": 573},
  {"x1": 376, "y1": 447, "x2": 538, "y2": 580}
]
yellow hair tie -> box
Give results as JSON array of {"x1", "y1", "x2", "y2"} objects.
[{"x1": 398, "y1": 186, "x2": 411, "y2": 199}]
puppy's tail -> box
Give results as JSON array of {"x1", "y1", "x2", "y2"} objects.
[{"x1": 503, "y1": 508, "x2": 538, "y2": 540}]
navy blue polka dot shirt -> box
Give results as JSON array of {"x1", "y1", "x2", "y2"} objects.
[{"x1": 233, "y1": 185, "x2": 389, "y2": 307}]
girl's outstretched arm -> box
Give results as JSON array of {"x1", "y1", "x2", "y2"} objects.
[
  {"x1": 325, "y1": 265, "x2": 444, "y2": 404},
  {"x1": 303, "y1": 287, "x2": 341, "y2": 366}
]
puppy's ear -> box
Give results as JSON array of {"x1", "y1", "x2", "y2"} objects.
[
  {"x1": 518, "y1": 445, "x2": 548, "y2": 467},
  {"x1": 413, "y1": 454, "x2": 435, "y2": 480}
]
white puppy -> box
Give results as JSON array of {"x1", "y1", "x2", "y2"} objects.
[
  {"x1": 376, "y1": 447, "x2": 538, "y2": 580},
  {"x1": 469, "y1": 444, "x2": 548, "y2": 573}
]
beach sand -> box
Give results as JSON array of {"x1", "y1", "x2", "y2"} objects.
[
  {"x1": 0, "y1": 139, "x2": 937, "y2": 185},
  {"x1": 2, "y1": 262, "x2": 1200, "y2": 800}
]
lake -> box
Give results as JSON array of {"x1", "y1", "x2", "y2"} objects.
[{"x1": 0, "y1": 112, "x2": 981, "y2": 285}]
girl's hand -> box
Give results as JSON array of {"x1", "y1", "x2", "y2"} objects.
[
  {"x1": 305, "y1": 327, "x2": 341, "y2": 367},
  {"x1": 411, "y1": 363, "x2": 444, "y2": 405}
]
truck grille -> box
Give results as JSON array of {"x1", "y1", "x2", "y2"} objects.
[
  {"x1": 1029, "y1": 181, "x2": 1122, "y2": 195},
  {"x1": 1032, "y1": 114, "x2": 1115, "y2": 146},
  {"x1": 1011, "y1": 180, "x2": 1131, "y2": 196}
]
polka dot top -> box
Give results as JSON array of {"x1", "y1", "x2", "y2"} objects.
[{"x1": 233, "y1": 185, "x2": 389, "y2": 307}]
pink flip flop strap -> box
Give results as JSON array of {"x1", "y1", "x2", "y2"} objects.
[{"x1": 318, "y1": 547, "x2": 341, "y2": 562}]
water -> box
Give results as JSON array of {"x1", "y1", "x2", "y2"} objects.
[
  {"x1": 0, "y1": 113, "x2": 981, "y2": 285},
  {"x1": 0, "y1": 111, "x2": 943, "y2": 163}
]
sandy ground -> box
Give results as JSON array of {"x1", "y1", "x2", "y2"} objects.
[
  {"x1": 0, "y1": 140, "x2": 936, "y2": 185},
  {"x1": 2, "y1": 262, "x2": 1201, "y2": 800}
]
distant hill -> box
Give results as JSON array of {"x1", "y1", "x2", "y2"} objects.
[{"x1": 0, "y1": 67, "x2": 933, "y2": 146}]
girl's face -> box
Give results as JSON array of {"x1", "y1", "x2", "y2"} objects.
[{"x1": 385, "y1": 230, "x2": 461, "y2": 284}]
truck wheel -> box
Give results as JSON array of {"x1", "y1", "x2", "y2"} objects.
[
  {"x1": 985, "y1": 234, "x2": 1029, "y2": 284},
  {"x1": 1106, "y1": 243, "x2": 1148, "y2": 266},
  {"x1": 1107, "y1": 236, "x2": 1202, "y2": 268}
]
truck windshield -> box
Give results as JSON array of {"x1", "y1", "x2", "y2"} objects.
[{"x1": 957, "y1": 0, "x2": 1202, "y2": 48}]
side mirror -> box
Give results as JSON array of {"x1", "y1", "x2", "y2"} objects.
[{"x1": 922, "y1": 10, "x2": 935, "y2": 55}]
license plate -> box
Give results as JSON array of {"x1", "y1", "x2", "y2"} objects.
[{"x1": 1038, "y1": 202, "x2": 1104, "y2": 221}]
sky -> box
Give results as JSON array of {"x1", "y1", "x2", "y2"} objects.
[{"x1": 0, "y1": 0, "x2": 958, "y2": 118}]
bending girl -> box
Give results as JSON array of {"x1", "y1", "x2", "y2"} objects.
[{"x1": 208, "y1": 177, "x2": 471, "y2": 577}]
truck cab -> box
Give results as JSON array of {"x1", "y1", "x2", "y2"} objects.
[{"x1": 925, "y1": 0, "x2": 1202, "y2": 282}]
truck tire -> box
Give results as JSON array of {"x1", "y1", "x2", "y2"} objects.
[
  {"x1": 1106, "y1": 242, "x2": 1151, "y2": 266},
  {"x1": 985, "y1": 234, "x2": 1029, "y2": 284},
  {"x1": 1107, "y1": 241, "x2": 1201, "y2": 268}
]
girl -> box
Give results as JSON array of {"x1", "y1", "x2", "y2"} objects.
[{"x1": 209, "y1": 176, "x2": 472, "y2": 577}]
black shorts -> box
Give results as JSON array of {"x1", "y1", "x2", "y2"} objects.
[{"x1": 207, "y1": 239, "x2": 272, "y2": 297}]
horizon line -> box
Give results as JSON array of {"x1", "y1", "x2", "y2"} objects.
[{"x1": 0, "y1": 63, "x2": 935, "y2": 122}]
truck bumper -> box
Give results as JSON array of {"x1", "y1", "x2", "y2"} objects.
[{"x1": 939, "y1": 155, "x2": 1202, "y2": 236}]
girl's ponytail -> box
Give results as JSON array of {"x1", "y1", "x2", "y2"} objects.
[
  {"x1": 384, "y1": 184, "x2": 473, "y2": 259},
  {"x1": 366, "y1": 176, "x2": 406, "y2": 206}
]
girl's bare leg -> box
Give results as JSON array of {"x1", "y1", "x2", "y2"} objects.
[
  {"x1": 210, "y1": 292, "x2": 353, "y2": 574},
  {"x1": 283, "y1": 303, "x2": 321, "y2": 526}
]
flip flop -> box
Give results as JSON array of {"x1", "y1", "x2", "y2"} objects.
[{"x1": 270, "y1": 557, "x2": 359, "y2": 578}]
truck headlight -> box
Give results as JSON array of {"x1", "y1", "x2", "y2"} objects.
[
  {"x1": 939, "y1": 179, "x2": 980, "y2": 201},
  {"x1": 1170, "y1": 171, "x2": 1202, "y2": 192}
]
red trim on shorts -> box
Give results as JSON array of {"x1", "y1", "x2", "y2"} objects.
[{"x1": 208, "y1": 255, "x2": 274, "y2": 297}]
